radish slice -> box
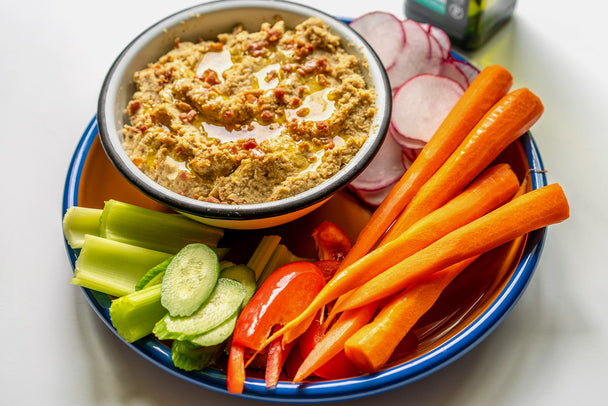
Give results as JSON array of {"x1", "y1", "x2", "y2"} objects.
[
  {"x1": 349, "y1": 128, "x2": 405, "y2": 192},
  {"x1": 401, "y1": 147, "x2": 422, "y2": 163},
  {"x1": 427, "y1": 34, "x2": 445, "y2": 62},
  {"x1": 453, "y1": 59, "x2": 480, "y2": 84},
  {"x1": 350, "y1": 181, "x2": 397, "y2": 208},
  {"x1": 391, "y1": 74, "x2": 464, "y2": 144},
  {"x1": 350, "y1": 11, "x2": 406, "y2": 70},
  {"x1": 428, "y1": 26, "x2": 451, "y2": 58},
  {"x1": 401, "y1": 151, "x2": 415, "y2": 171},
  {"x1": 439, "y1": 59, "x2": 469, "y2": 88},
  {"x1": 387, "y1": 20, "x2": 442, "y2": 89},
  {"x1": 390, "y1": 124, "x2": 427, "y2": 150}
]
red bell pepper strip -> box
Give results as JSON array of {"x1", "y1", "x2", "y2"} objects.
[
  {"x1": 232, "y1": 261, "x2": 325, "y2": 351},
  {"x1": 265, "y1": 335, "x2": 296, "y2": 389},
  {"x1": 297, "y1": 310, "x2": 360, "y2": 380},
  {"x1": 227, "y1": 343, "x2": 246, "y2": 394},
  {"x1": 227, "y1": 261, "x2": 325, "y2": 393},
  {"x1": 312, "y1": 221, "x2": 352, "y2": 261},
  {"x1": 314, "y1": 259, "x2": 342, "y2": 282}
]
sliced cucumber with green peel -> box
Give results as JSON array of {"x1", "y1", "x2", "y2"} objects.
[
  {"x1": 154, "y1": 278, "x2": 246, "y2": 341},
  {"x1": 220, "y1": 265, "x2": 256, "y2": 305},
  {"x1": 189, "y1": 312, "x2": 237, "y2": 347},
  {"x1": 160, "y1": 243, "x2": 220, "y2": 317},
  {"x1": 171, "y1": 340, "x2": 221, "y2": 371}
]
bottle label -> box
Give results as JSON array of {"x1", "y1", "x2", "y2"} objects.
[{"x1": 412, "y1": 0, "x2": 470, "y2": 28}]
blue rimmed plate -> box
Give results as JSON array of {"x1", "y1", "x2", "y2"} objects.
[{"x1": 63, "y1": 115, "x2": 547, "y2": 402}]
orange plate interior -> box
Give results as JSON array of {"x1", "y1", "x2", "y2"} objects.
[{"x1": 78, "y1": 132, "x2": 531, "y2": 378}]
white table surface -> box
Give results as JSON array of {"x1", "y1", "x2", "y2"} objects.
[{"x1": 1, "y1": 0, "x2": 606, "y2": 404}]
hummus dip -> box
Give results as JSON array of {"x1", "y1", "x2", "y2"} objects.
[{"x1": 122, "y1": 17, "x2": 377, "y2": 204}]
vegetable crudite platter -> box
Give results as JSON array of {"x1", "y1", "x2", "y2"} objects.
[{"x1": 62, "y1": 6, "x2": 570, "y2": 404}]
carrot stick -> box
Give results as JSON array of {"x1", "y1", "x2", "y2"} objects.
[
  {"x1": 332, "y1": 183, "x2": 570, "y2": 313},
  {"x1": 266, "y1": 163, "x2": 519, "y2": 347},
  {"x1": 381, "y1": 87, "x2": 544, "y2": 243},
  {"x1": 340, "y1": 65, "x2": 513, "y2": 269},
  {"x1": 343, "y1": 177, "x2": 531, "y2": 372},
  {"x1": 344, "y1": 256, "x2": 477, "y2": 372},
  {"x1": 292, "y1": 302, "x2": 378, "y2": 383},
  {"x1": 329, "y1": 163, "x2": 519, "y2": 319}
]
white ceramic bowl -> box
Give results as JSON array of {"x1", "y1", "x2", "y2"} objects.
[{"x1": 97, "y1": 0, "x2": 391, "y2": 229}]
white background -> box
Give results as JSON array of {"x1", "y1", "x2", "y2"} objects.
[{"x1": 1, "y1": 0, "x2": 606, "y2": 405}]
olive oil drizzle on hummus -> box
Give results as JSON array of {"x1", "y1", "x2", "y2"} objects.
[{"x1": 122, "y1": 17, "x2": 376, "y2": 204}]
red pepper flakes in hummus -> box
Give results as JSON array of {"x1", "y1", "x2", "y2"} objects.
[{"x1": 122, "y1": 17, "x2": 377, "y2": 204}]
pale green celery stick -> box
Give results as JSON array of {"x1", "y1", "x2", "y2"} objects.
[
  {"x1": 71, "y1": 234, "x2": 172, "y2": 297},
  {"x1": 109, "y1": 284, "x2": 166, "y2": 343},
  {"x1": 99, "y1": 199, "x2": 224, "y2": 254},
  {"x1": 213, "y1": 247, "x2": 230, "y2": 260},
  {"x1": 256, "y1": 243, "x2": 306, "y2": 288},
  {"x1": 62, "y1": 207, "x2": 103, "y2": 249},
  {"x1": 219, "y1": 260, "x2": 237, "y2": 270},
  {"x1": 246, "y1": 235, "x2": 281, "y2": 280},
  {"x1": 135, "y1": 256, "x2": 174, "y2": 291},
  {"x1": 171, "y1": 340, "x2": 221, "y2": 371}
]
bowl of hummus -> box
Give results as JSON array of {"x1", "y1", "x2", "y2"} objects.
[{"x1": 98, "y1": 0, "x2": 391, "y2": 229}]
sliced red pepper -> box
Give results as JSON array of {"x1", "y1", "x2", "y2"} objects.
[
  {"x1": 314, "y1": 259, "x2": 342, "y2": 281},
  {"x1": 232, "y1": 261, "x2": 325, "y2": 351},
  {"x1": 297, "y1": 309, "x2": 360, "y2": 380},
  {"x1": 227, "y1": 261, "x2": 325, "y2": 393},
  {"x1": 227, "y1": 343, "x2": 246, "y2": 394},
  {"x1": 311, "y1": 221, "x2": 352, "y2": 261},
  {"x1": 265, "y1": 334, "x2": 296, "y2": 389}
]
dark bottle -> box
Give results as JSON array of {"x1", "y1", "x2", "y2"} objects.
[{"x1": 405, "y1": 0, "x2": 516, "y2": 51}]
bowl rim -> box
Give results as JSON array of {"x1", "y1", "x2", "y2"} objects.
[
  {"x1": 96, "y1": 0, "x2": 392, "y2": 221},
  {"x1": 64, "y1": 116, "x2": 548, "y2": 403}
]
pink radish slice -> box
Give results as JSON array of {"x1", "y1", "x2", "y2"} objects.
[
  {"x1": 427, "y1": 33, "x2": 445, "y2": 62},
  {"x1": 391, "y1": 74, "x2": 465, "y2": 144},
  {"x1": 387, "y1": 20, "x2": 442, "y2": 89},
  {"x1": 350, "y1": 181, "x2": 396, "y2": 208},
  {"x1": 401, "y1": 151, "x2": 415, "y2": 171},
  {"x1": 350, "y1": 11, "x2": 406, "y2": 70},
  {"x1": 390, "y1": 124, "x2": 427, "y2": 150},
  {"x1": 401, "y1": 147, "x2": 422, "y2": 163},
  {"x1": 453, "y1": 59, "x2": 480, "y2": 84},
  {"x1": 349, "y1": 127, "x2": 405, "y2": 192},
  {"x1": 428, "y1": 26, "x2": 451, "y2": 58},
  {"x1": 439, "y1": 59, "x2": 469, "y2": 88}
]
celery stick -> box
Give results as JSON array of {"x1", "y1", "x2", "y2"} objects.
[
  {"x1": 62, "y1": 206, "x2": 102, "y2": 249},
  {"x1": 171, "y1": 340, "x2": 220, "y2": 371},
  {"x1": 246, "y1": 235, "x2": 281, "y2": 280},
  {"x1": 99, "y1": 199, "x2": 224, "y2": 254},
  {"x1": 71, "y1": 235, "x2": 172, "y2": 297},
  {"x1": 109, "y1": 284, "x2": 166, "y2": 343},
  {"x1": 256, "y1": 244, "x2": 306, "y2": 288}
]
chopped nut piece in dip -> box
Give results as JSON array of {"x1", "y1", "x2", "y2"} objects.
[{"x1": 122, "y1": 17, "x2": 377, "y2": 204}]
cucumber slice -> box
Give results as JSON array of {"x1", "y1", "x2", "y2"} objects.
[
  {"x1": 219, "y1": 265, "x2": 256, "y2": 305},
  {"x1": 154, "y1": 278, "x2": 246, "y2": 340},
  {"x1": 171, "y1": 340, "x2": 221, "y2": 371},
  {"x1": 189, "y1": 312, "x2": 237, "y2": 347},
  {"x1": 160, "y1": 243, "x2": 220, "y2": 317}
]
